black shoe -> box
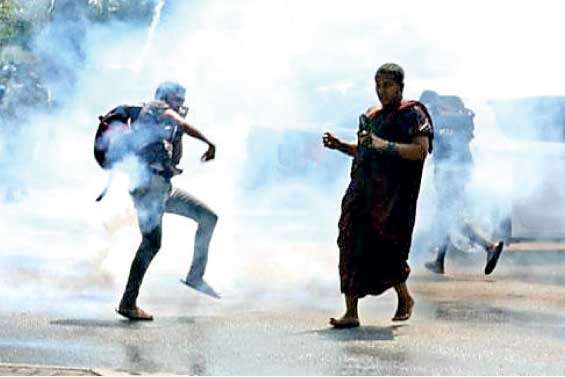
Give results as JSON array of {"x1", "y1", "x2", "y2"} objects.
[
  {"x1": 485, "y1": 241, "x2": 504, "y2": 275},
  {"x1": 180, "y1": 278, "x2": 221, "y2": 299},
  {"x1": 425, "y1": 261, "x2": 445, "y2": 274}
]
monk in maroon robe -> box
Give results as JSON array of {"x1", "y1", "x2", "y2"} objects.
[{"x1": 323, "y1": 63, "x2": 433, "y2": 328}]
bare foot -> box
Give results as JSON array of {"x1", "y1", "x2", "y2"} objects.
[
  {"x1": 392, "y1": 296, "x2": 414, "y2": 321},
  {"x1": 329, "y1": 315, "x2": 360, "y2": 328}
]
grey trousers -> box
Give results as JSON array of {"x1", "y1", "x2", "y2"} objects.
[{"x1": 120, "y1": 175, "x2": 218, "y2": 307}]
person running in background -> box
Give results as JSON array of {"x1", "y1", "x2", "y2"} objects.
[{"x1": 420, "y1": 90, "x2": 503, "y2": 276}]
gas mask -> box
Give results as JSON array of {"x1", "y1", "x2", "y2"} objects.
[{"x1": 178, "y1": 105, "x2": 189, "y2": 118}]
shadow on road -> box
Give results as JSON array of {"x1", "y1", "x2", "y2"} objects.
[
  {"x1": 429, "y1": 300, "x2": 565, "y2": 327},
  {"x1": 50, "y1": 316, "x2": 196, "y2": 328},
  {"x1": 50, "y1": 319, "x2": 140, "y2": 328},
  {"x1": 299, "y1": 326, "x2": 395, "y2": 341}
]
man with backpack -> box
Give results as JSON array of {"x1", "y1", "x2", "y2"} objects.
[{"x1": 96, "y1": 82, "x2": 219, "y2": 320}]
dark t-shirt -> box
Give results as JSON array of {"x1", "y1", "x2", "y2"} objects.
[
  {"x1": 134, "y1": 100, "x2": 184, "y2": 168},
  {"x1": 428, "y1": 107, "x2": 474, "y2": 165}
]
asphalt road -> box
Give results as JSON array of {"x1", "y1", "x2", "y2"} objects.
[{"x1": 1, "y1": 250, "x2": 565, "y2": 375}]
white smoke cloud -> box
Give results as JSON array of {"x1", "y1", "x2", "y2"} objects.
[{"x1": 2, "y1": 0, "x2": 565, "y2": 314}]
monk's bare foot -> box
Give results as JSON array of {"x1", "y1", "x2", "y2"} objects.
[
  {"x1": 329, "y1": 315, "x2": 360, "y2": 328},
  {"x1": 392, "y1": 296, "x2": 414, "y2": 321}
]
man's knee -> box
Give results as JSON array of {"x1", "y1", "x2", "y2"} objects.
[
  {"x1": 133, "y1": 237, "x2": 161, "y2": 273},
  {"x1": 201, "y1": 210, "x2": 218, "y2": 228},
  {"x1": 145, "y1": 236, "x2": 162, "y2": 252},
  {"x1": 141, "y1": 228, "x2": 162, "y2": 253}
]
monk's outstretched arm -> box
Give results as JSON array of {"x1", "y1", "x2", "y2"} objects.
[
  {"x1": 322, "y1": 132, "x2": 357, "y2": 158},
  {"x1": 334, "y1": 141, "x2": 358, "y2": 157}
]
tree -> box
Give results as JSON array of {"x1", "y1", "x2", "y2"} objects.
[
  {"x1": 0, "y1": 0, "x2": 53, "y2": 48},
  {"x1": 87, "y1": 0, "x2": 155, "y2": 22},
  {"x1": 0, "y1": 0, "x2": 18, "y2": 47}
]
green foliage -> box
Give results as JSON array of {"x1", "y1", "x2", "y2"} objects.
[
  {"x1": 88, "y1": 0, "x2": 155, "y2": 22},
  {"x1": 0, "y1": 0, "x2": 15, "y2": 19},
  {"x1": 1, "y1": 0, "x2": 158, "y2": 60},
  {"x1": 0, "y1": 0, "x2": 51, "y2": 48},
  {"x1": 1, "y1": 0, "x2": 157, "y2": 48},
  {"x1": 0, "y1": 0, "x2": 18, "y2": 47}
]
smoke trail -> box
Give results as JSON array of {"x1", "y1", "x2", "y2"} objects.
[{"x1": 134, "y1": 0, "x2": 166, "y2": 74}]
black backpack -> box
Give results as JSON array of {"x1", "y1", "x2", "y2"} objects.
[{"x1": 94, "y1": 105, "x2": 142, "y2": 169}]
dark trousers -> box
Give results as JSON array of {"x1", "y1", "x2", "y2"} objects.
[{"x1": 120, "y1": 175, "x2": 218, "y2": 308}]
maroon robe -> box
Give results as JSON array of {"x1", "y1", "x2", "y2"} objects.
[{"x1": 338, "y1": 100, "x2": 433, "y2": 297}]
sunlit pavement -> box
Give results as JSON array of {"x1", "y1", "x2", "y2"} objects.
[{"x1": 1, "y1": 248, "x2": 565, "y2": 375}]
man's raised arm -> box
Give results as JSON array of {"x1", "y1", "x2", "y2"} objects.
[{"x1": 164, "y1": 109, "x2": 216, "y2": 161}]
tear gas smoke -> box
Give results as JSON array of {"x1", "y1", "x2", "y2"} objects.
[{"x1": 1, "y1": 0, "x2": 565, "y2": 315}]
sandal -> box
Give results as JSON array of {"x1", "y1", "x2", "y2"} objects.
[{"x1": 115, "y1": 306, "x2": 154, "y2": 321}]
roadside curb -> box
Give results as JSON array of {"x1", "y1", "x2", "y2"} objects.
[
  {"x1": 507, "y1": 242, "x2": 565, "y2": 252},
  {"x1": 91, "y1": 368, "x2": 139, "y2": 376},
  {"x1": 0, "y1": 362, "x2": 136, "y2": 376}
]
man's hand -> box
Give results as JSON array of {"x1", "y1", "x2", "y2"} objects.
[
  {"x1": 370, "y1": 134, "x2": 387, "y2": 151},
  {"x1": 357, "y1": 130, "x2": 371, "y2": 147},
  {"x1": 201, "y1": 144, "x2": 215, "y2": 162},
  {"x1": 358, "y1": 130, "x2": 386, "y2": 151},
  {"x1": 322, "y1": 132, "x2": 342, "y2": 150}
]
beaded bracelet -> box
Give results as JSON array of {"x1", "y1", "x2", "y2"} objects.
[{"x1": 385, "y1": 141, "x2": 396, "y2": 154}]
